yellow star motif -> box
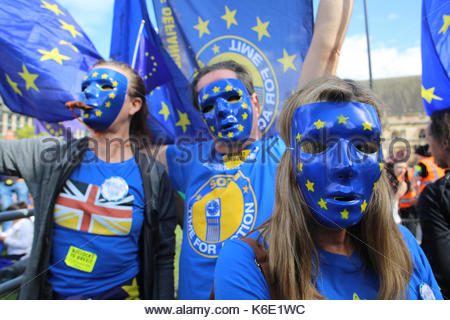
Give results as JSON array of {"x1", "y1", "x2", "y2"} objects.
[
  {"x1": 296, "y1": 132, "x2": 302, "y2": 142},
  {"x1": 242, "y1": 112, "x2": 248, "y2": 120},
  {"x1": 243, "y1": 185, "x2": 249, "y2": 193},
  {"x1": 362, "y1": 121, "x2": 373, "y2": 131},
  {"x1": 227, "y1": 132, "x2": 234, "y2": 138},
  {"x1": 225, "y1": 85, "x2": 233, "y2": 91},
  {"x1": 238, "y1": 89, "x2": 243, "y2": 96},
  {"x1": 213, "y1": 86, "x2": 220, "y2": 93},
  {"x1": 277, "y1": 49, "x2": 297, "y2": 73},
  {"x1": 202, "y1": 93, "x2": 209, "y2": 101},
  {"x1": 212, "y1": 44, "x2": 220, "y2": 54},
  {"x1": 92, "y1": 72, "x2": 98, "y2": 77},
  {"x1": 193, "y1": 16, "x2": 210, "y2": 38},
  {"x1": 109, "y1": 92, "x2": 116, "y2": 99},
  {"x1": 340, "y1": 209, "x2": 349, "y2": 220},
  {"x1": 238, "y1": 124, "x2": 244, "y2": 132},
  {"x1": 196, "y1": 195, "x2": 202, "y2": 201},
  {"x1": 210, "y1": 126, "x2": 215, "y2": 132},
  {"x1": 305, "y1": 179, "x2": 314, "y2": 192},
  {"x1": 318, "y1": 198, "x2": 328, "y2": 210},
  {"x1": 314, "y1": 119, "x2": 325, "y2": 129},
  {"x1": 373, "y1": 181, "x2": 378, "y2": 190},
  {"x1": 41, "y1": 0, "x2": 64, "y2": 16},
  {"x1": 438, "y1": 15, "x2": 450, "y2": 34},
  {"x1": 421, "y1": 86, "x2": 443, "y2": 103},
  {"x1": 5, "y1": 73, "x2": 22, "y2": 96},
  {"x1": 59, "y1": 40, "x2": 78, "y2": 52},
  {"x1": 379, "y1": 162, "x2": 384, "y2": 171},
  {"x1": 95, "y1": 110, "x2": 102, "y2": 117},
  {"x1": 101, "y1": 74, "x2": 108, "y2": 79},
  {"x1": 353, "y1": 293, "x2": 360, "y2": 300},
  {"x1": 105, "y1": 101, "x2": 111, "y2": 108},
  {"x1": 37, "y1": 47, "x2": 70, "y2": 64},
  {"x1": 252, "y1": 17, "x2": 270, "y2": 41},
  {"x1": 112, "y1": 81, "x2": 118, "y2": 87},
  {"x1": 361, "y1": 199, "x2": 368, "y2": 213},
  {"x1": 83, "y1": 76, "x2": 88, "y2": 80},
  {"x1": 159, "y1": 102, "x2": 170, "y2": 121},
  {"x1": 337, "y1": 114, "x2": 349, "y2": 124},
  {"x1": 242, "y1": 102, "x2": 248, "y2": 109},
  {"x1": 18, "y1": 64, "x2": 39, "y2": 92},
  {"x1": 84, "y1": 113, "x2": 89, "y2": 118},
  {"x1": 218, "y1": 132, "x2": 223, "y2": 138},
  {"x1": 122, "y1": 278, "x2": 139, "y2": 300},
  {"x1": 297, "y1": 161, "x2": 303, "y2": 172},
  {"x1": 59, "y1": 19, "x2": 82, "y2": 38},
  {"x1": 176, "y1": 110, "x2": 191, "y2": 133},
  {"x1": 221, "y1": 5, "x2": 238, "y2": 29}
]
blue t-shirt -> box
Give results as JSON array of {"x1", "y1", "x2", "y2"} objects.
[
  {"x1": 49, "y1": 150, "x2": 145, "y2": 297},
  {"x1": 214, "y1": 225, "x2": 444, "y2": 300},
  {"x1": 167, "y1": 136, "x2": 285, "y2": 299}
]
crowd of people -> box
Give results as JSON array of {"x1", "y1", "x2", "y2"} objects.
[{"x1": 0, "y1": 0, "x2": 448, "y2": 300}]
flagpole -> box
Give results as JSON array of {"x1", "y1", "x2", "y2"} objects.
[
  {"x1": 363, "y1": 0, "x2": 373, "y2": 89},
  {"x1": 131, "y1": 20, "x2": 146, "y2": 69}
]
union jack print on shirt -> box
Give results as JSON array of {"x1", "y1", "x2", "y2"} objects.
[{"x1": 54, "y1": 179, "x2": 134, "y2": 236}]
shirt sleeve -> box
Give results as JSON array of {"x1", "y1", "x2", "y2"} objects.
[{"x1": 214, "y1": 239, "x2": 270, "y2": 300}]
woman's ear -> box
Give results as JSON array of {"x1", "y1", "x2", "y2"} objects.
[{"x1": 129, "y1": 96, "x2": 143, "y2": 116}]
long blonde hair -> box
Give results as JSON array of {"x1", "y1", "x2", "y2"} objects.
[{"x1": 260, "y1": 77, "x2": 413, "y2": 299}]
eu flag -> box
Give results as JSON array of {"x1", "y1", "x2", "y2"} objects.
[
  {"x1": 152, "y1": 0, "x2": 313, "y2": 137},
  {"x1": 0, "y1": 0, "x2": 103, "y2": 122},
  {"x1": 421, "y1": 0, "x2": 450, "y2": 116},
  {"x1": 110, "y1": 0, "x2": 208, "y2": 144},
  {"x1": 34, "y1": 118, "x2": 85, "y2": 138}
]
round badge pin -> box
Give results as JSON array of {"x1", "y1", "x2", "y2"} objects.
[
  {"x1": 100, "y1": 177, "x2": 129, "y2": 202},
  {"x1": 419, "y1": 282, "x2": 435, "y2": 300}
]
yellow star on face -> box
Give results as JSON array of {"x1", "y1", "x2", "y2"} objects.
[
  {"x1": 242, "y1": 102, "x2": 248, "y2": 109},
  {"x1": 202, "y1": 93, "x2": 209, "y2": 101},
  {"x1": 59, "y1": 40, "x2": 78, "y2": 52},
  {"x1": 225, "y1": 85, "x2": 233, "y2": 91},
  {"x1": 227, "y1": 131, "x2": 234, "y2": 138},
  {"x1": 59, "y1": 19, "x2": 82, "y2": 38},
  {"x1": 297, "y1": 161, "x2": 303, "y2": 172},
  {"x1": 421, "y1": 86, "x2": 443, "y2": 103},
  {"x1": 83, "y1": 76, "x2": 88, "y2": 81},
  {"x1": 159, "y1": 101, "x2": 170, "y2": 121},
  {"x1": 305, "y1": 179, "x2": 314, "y2": 192},
  {"x1": 5, "y1": 73, "x2": 22, "y2": 96},
  {"x1": 37, "y1": 47, "x2": 70, "y2": 64},
  {"x1": 353, "y1": 293, "x2": 360, "y2": 300},
  {"x1": 337, "y1": 114, "x2": 349, "y2": 124},
  {"x1": 112, "y1": 81, "x2": 118, "y2": 87},
  {"x1": 41, "y1": 1, "x2": 64, "y2": 16},
  {"x1": 362, "y1": 121, "x2": 373, "y2": 131},
  {"x1": 176, "y1": 110, "x2": 191, "y2": 133},
  {"x1": 252, "y1": 17, "x2": 270, "y2": 41},
  {"x1": 193, "y1": 16, "x2": 210, "y2": 38},
  {"x1": 218, "y1": 132, "x2": 223, "y2": 138},
  {"x1": 318, "y1": 198, "x2": 328, "y2": 210},
  {"x1": 122, "y1": 278, "x2": 139, "y2": 300},
  {"x1": 314, "y1": 119, "x2": 325, "y2": 129},
  {"x1": 212, "y1": 44, "x2": 220, "y2": 54},
  {"x1": 109, "y1": 92, "x2": 116, "y2": 99},
  {"x1": 277, "y1": 49, "x2": 297, "y2": 73},
  {"x1": 84, "y1": 113, "x2": 89, "y2": 118},
  {"x1": 296, "y1": 132, "x2": 302, "y2": 142},
  {"x1": 379, "y1": 162, "x2": 384, "y2": 171},
  {"x1": 213, "y1": 86, "x2": 220, "y2": 93},
  {"x1": 438, "y1": 15, "x2": 450, "y2": 34},
  {"x1": 105, "y1": 101, "x2": 111, "y2": 108},
  {"x1": 242, "y1": 112, "x2": 248, "y2": 120},
  {"x1": 340, "y1": 209, "x2": 349, "y2": 220},
  {"x1": 243, "y1": 185, "x2": 249, "y2": 193},
  {"x1": 18, "y1": 64, "x2": 39, "y2": 92},
  {"x1": 238, "y1": 124, "x2": 244, "y2": 132},
  {"x1": 210, "y1": 126, "x2": 215, "y2": 132},
  {"x1": 361, "y1": 199, "x2": 368, "y2": 213},
  {"x1": 101, "y1": 74, "x2": 108, "y2": 79},
  {"x1": 92, "y1": 72, "x2": 98, "y2": 77},
  {"x1": 95, "y1": 110, "x2": 102, "y2": 117},
  {"x1": 221, "y1": 5, "x2": 238, "y2": 29}
]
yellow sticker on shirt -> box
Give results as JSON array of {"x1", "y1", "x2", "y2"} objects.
[{"x1": 64, "y1": 246, "x2": 97, "y2": 273}]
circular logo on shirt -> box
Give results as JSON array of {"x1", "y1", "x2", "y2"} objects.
[
  {"x1": 419, "y1": 283, "x2": 436, "y2": 300},
  {"x1": 100, "y1": 177, "x2": 129, "y2": 202},
  {"x1": 186, "y1": 171, "x2": 257, "y2": 258},
  {"x1": 196, "y1": 36, "x2": 279, "y2": 135}
]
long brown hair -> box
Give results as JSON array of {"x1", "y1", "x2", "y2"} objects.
[{"x1": 260, "y1": 76, "x2": 413, "y2": 299}]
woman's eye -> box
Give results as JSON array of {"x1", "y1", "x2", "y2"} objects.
[
  {"x1": 227, "y1": 95, "x2": 241, "y2": 102},
  {"x1": 356, "y1": 142, "x2": 379, "y2": 154},
  {"x1": 101, "y1": 84, "x2": 114, "y2": 90},
  {"x1": 300, "y1": 141, "x2": 328, "y2": 154},
  {"x1": 202, "y1": 105, "x2": 214, "y2": 113}
]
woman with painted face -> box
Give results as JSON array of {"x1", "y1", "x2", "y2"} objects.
[
  {"x1": 0, "y1": 60, "x2": 177, "y2": 299},
  {"x1": 213, "y1": 77, "x2": 443, "y2": 300}
]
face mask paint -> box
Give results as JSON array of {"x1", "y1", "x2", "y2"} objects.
[
  {"x1": 80, "y1": 68, "x2": 128, "y2": 132},
  {"x1": 198, "y1": 78, "x2": 253, "y2": 143},
  {"x1": 290, "y1": 102, "x2": 383, "y2": 229}
]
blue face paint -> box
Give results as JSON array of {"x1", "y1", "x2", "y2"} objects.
[
  {"x1": 198, "y1": 78, "x2": 253, "y2": 143},
  {"x1": 80, "y1": 68, "x2": 128, "y2": 132},
  {"x1": 290, "y1": 102, "x2": 383, "y2": 229}
]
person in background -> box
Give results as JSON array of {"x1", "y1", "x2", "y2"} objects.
[
  {"x1": 418, "y1": 109, "x2": 450, "y2": 299},
  {"x1": 384, "y1": 160, "x2": 407, "y2": 224},
  {"x1": 214, "y1": 77, "x2": 442, "y2": 300},
  {"x1": 414, "y1": 144, "x2": 445, "y2": 194}
]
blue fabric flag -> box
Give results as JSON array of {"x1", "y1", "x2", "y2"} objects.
[
  {"x1": 34, "y1": 118, "x2": 85, "y2": 139},
  {"x1": 421, "y1": 0, "x2": 450, "y2": 116},
  {"x1": 0, "y1": 0, "x2": 103, "y2": 122},
  {"x1": 110, "y1": 0, "x2": 208, "y2": 144},
  {"x1": 152, "y1": 0, "x2": 313, "y2": 137}
]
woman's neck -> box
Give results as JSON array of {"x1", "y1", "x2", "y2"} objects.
[
  {"x1": 88, "y1": 125, "x2": 133, "y2": 163},
  {"x1": 312, "y1": 222, "x2": 354, "y2": 256}
]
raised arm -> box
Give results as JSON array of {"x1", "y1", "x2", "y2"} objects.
[{"x1": 297, "y1": 0, "x2": 354, "y2": 89}]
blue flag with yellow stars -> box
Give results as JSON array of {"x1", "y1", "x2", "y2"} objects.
[
  {"x1": 152, "y1": 0, "x2": 313, "y2": 137},
  {"x1": 110, "y1": 0, "x2": 208, "y2": 144},
  {"x1": 421, "y1": 0, "x2": 450, "y2": 116},
  {"x1": 0, "y1": 0, "x2": 103, "y2": 122},
  {"x1": 34, "y1": 118, "x2": 85, "y2": 138}
]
